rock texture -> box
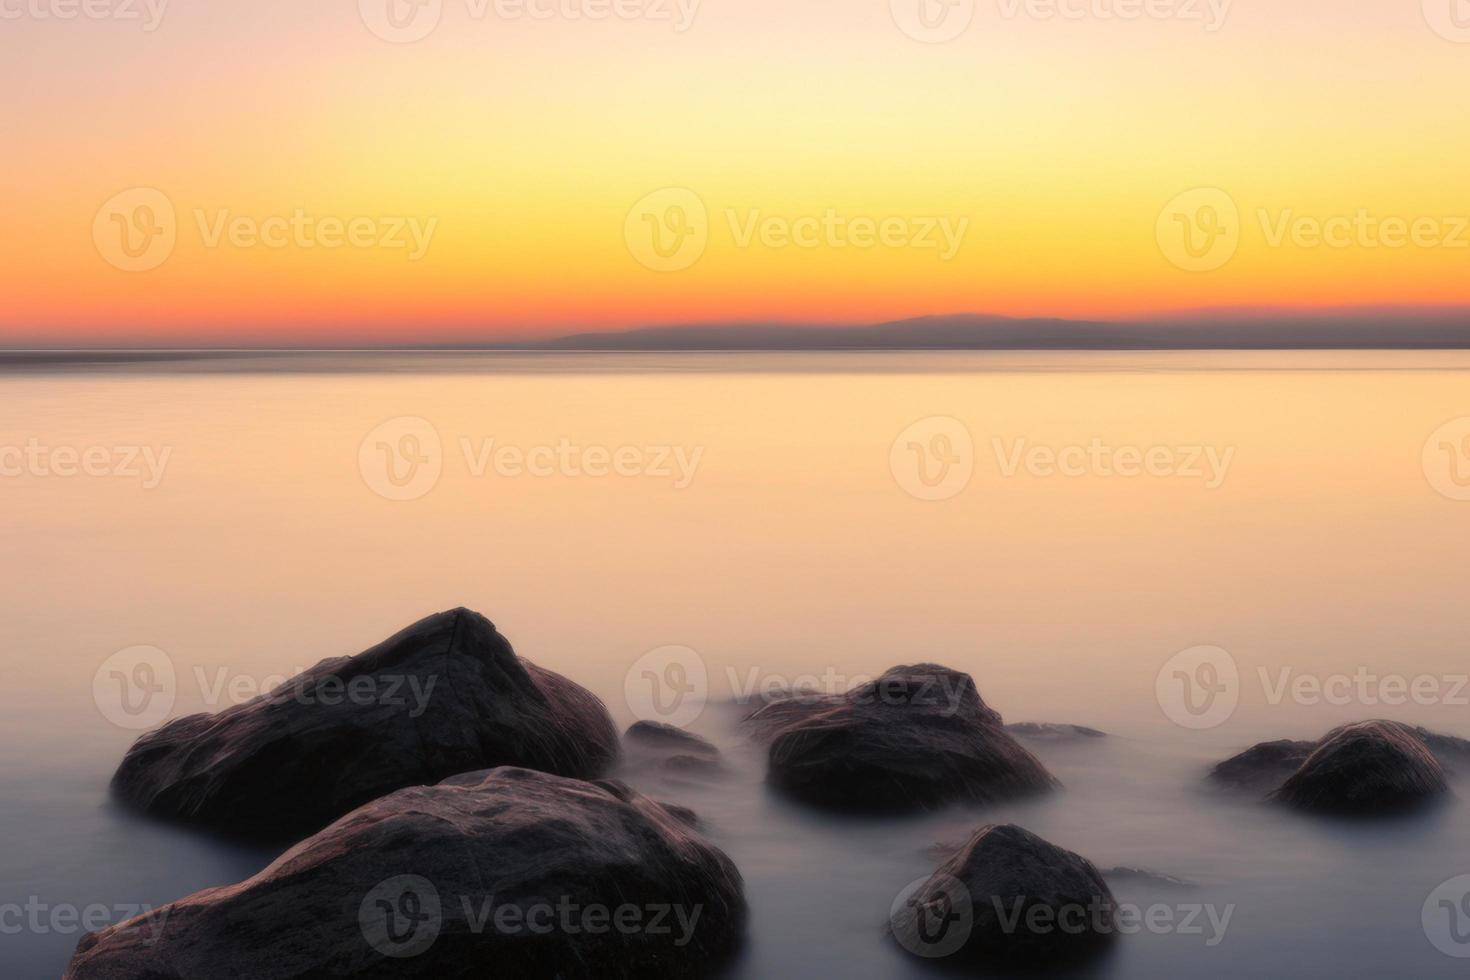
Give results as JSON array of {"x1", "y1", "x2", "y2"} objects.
[
  {"x1": 893, "y1": 824, "x2": 1116, "y2": 966},
  {"x1": 624, "y1": 721, "x2": 720, "y2": 758},
  {"x1": 1270, "y1": 720, "x2": 1448, "y2": 814},
  {"x1": 1212, "y1": 721, "x2": 1467, "y2": 810},
  {"x1": 622, "y1": 721, "x2": 725, "y2": 777},
  {"x1": 111, "y1": 608, "x2": 619, "y2": 839},
  {"x1": 67, "y1": 768, "x2": 745, "y2": 980},
  {"x1": 755, "y1": 664, "x2": 1056, "y2": 812},
  {"x1": 1209, "y1": 739, "x2": 1315, "y2": 790}
]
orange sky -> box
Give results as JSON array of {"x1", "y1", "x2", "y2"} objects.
[{"x1": 4, "y1": 0, "x2": 1470, "y2": 345}]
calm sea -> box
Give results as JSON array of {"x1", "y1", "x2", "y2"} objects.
[{"x1": 3, "y1": 350, "x2": 1469, "y2": 977}]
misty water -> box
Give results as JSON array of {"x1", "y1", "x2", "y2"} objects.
[{"x1": 3, "y1": 351, "x2": 1470, "y2": 977}]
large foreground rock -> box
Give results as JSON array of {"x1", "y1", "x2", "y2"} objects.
[
  {"x1": 111, "y1": 609, "x2": 619, "y2": 838},
  {"x1": 755, "y1": 664, "x2": 1056, "y2": 811},
  {"x1": 1271, "y1": 720, "x2": 1448, "y2": 814},
  {"x1": 892, "y1": 824, "x2": 1116, "y2": 966},
  {"x1": 67, "y1": 768, "x2": 746, "y2": 979}
]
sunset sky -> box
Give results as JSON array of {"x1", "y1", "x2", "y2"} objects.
[{"x1": 4, "y1": 0, "x2": 1469, "y2": 345}]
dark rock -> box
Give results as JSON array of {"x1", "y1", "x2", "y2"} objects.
[
  {"x1": 624, "y1": 721, "x2": 720, "y2": 758},
  {"x1": 1209, "y1": 739, "x2": 1314, "y2": 790},
  {"x1": 110, "y1": 609, "x2": 619, "y2": 839},
  {"x1": 1271, "y1": 720, "x2": 1449, "y2": 815},
  {"x1": 763, "y1": 664, "x2": 1055, "y2": 812},
  {"x1": 738, "y1": 691, "x2": 844, "y2": 742},
  {"x1": 892, "y1": 824, "x2": 1116, "y2": 966},
  {"x1": 1006, "y1": 722, "x2": 1108, "y2": 740},
  {"x1": 66, "y1": 768, "x2": 745, "y2": 980}
]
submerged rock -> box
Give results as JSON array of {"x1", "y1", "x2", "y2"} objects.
[
  {"x1": 111, "y1": 608, "x2": 619, "y2": 839},
  {"x1": 892, "y1": 824, "x2": 1116, "y2": 966},
  {"x1": 1271, "y1": 720, "x2": 1448, "y2": 815},
  {"x1": 761, "y1": 664, "x2": 1056, "y2": 812},
  {"x1": 623, "y1": 722, "x2": 725, "y2": 778},
  {"x1": 624, "y1": 721, "x2": 720, "y2": 758},
  {"x1": 1209, "y1": 739, "x2": 1315, "y2": 790},
  {"x1": 1006, "y1": 722, "x2": 1108, "y2": 740},
  {"x1": 67, "y1": 768, "x2": 746, "y2": 980}
]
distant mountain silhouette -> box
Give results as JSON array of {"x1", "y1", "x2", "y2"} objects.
[{"x1": 540, "y1": 311, "x2": 1470, "y2": 350}]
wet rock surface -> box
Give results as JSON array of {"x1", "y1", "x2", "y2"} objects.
[
  {"x1": 68, "y1": 767, "x2": 746, "y2": 980},
  {"x1": 753, "y1": 664, "x2": 1056, "y2": 812},
  {"x1": 893, "y1": 824, "x2": 1116, "y2": 966},
  {"x1": 110, "y1": 609, "x2": 619, "y2": 839}
]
